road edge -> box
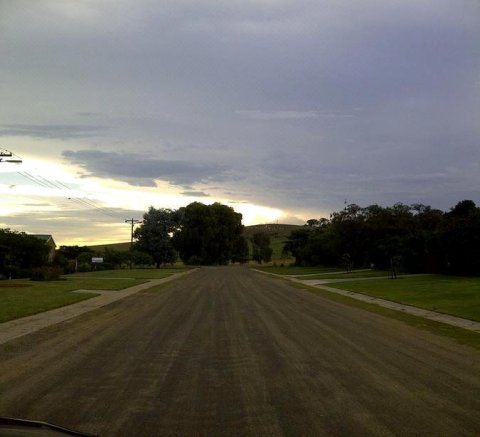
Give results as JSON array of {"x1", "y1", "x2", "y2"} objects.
[
  {"x1": 0, "y1": 269, "x2": 196, "y2": 345},
  {"x1": 253, "y1": 268, "x2": 480, "y2": 350}
]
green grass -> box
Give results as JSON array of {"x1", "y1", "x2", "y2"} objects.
[
  {"x1": 299, "y1": 269, "x2": 390, "y2": 279},
  {"x1": 0, "y1": 268, "x2": 190, "y2": 323},
  {"x1": 87, "y1": 241, "x2": 131, "y2": 252},
  {"x1": 254, "y1": 265, "x2": 341, "y2": 276},
  {"x1": 288, "y1": 280, "x2": 480, "y2": 351},
  {"x1": 0, "y1": 276, "x2": 146, "y2": 324},
  {"x1": 67, "y1": 267, "x2": 191, "y2": 280},
  {"x1": 327, "y1": 275, "x2": 480, "y2": 322}
]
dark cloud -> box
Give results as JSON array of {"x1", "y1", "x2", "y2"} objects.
[{"x1": 62, "y1": 150, "x2": 229, "y2": 187}]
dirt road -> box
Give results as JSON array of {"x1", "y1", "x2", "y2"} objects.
[{"x1": 0, "y1": 267, "x2": 479, "y2": 436}]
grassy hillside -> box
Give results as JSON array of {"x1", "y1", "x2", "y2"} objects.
[
  {"x1": 243, "y1": 224, "x2": 302, "y2": 239},
  {"x1": 243, "y1": 224, "x2": 302, "y2": 262},
  {"x1": 88, "y1": 242, "x2": 131, "y2": 253}
]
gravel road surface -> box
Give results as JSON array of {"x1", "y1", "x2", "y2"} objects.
[{"x1": 0, "y1": 267, "x2": 479, "y2": 436}]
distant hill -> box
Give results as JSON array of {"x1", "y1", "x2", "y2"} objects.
[
  {"x1": 243, "y1": 223, "x2": 302, "y2": 239},
  {"x1": 243, "y1": 224, "x2": 302, "y2": 261},
  {"x1": 88, "y1": 242, "x2": 131, "y2": 252}
]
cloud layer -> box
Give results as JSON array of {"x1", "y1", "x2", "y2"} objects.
[
  {"x1": 0, "y1": 124, "x2": 105, "y2": 139},
  {"x1": 62, "y1": 150, "x2": 229, "y2": 187},
  {"x1": 1, "y1": 0, "x2": 480, "y2": 244}
]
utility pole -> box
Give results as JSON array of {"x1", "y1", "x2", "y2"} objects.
[{"x1": 125, "y1": 218, "x2": 141, "y2": 269}]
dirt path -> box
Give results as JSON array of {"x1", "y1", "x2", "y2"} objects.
[{"x1": 0, "y1": 267, "x2": 479, "y2": 436}]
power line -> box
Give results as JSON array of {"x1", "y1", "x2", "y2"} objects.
[
  {"x1": 71, "y1": 197, "x2": 123, "y2": 220},
  {"x1": 16, "y1": 171, "x2": 125, "y2": 221},
  {"x1": 8, "y1": 155, "x2": 140, "y2": 249},
  {"x1": 51, "y1": 180, "x2": 126, "y2": 220},
  {"x1": 17, "y1": 171, "x2": 52, "y2": 188},
  {"x1": 54, "y1": 180, "x2": 74, "y2": 190},
  {"x1": 36, "y1": 175, "x2": 67, "y2": 190}
]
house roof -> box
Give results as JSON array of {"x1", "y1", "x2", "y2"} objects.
[{"x1": 32, "y1": 234, "x2": 56, "y2": 247}]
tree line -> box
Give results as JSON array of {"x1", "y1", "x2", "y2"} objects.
[
  {"x1": 0, "y1": 201, "x2": 272, "y2": 279},
  {"x1": 133, "y1": 202, "x2": 276, "y2": 266},
  {"x1": 283, "y1": 200, "x2": 480, "y2": 275},
  {"x1": 10, "y1": 198, "x2": 479, "y2": 277}
]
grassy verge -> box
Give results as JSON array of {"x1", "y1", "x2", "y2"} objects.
[
  {"x1": 0, "y1": 268, "x2": 190, "y2": 323},
  {"x1": 253, "y1": 266, "x2": 341, "y2": 276},
  {"x1": 297, "y1": 269, "x2": 391, "y2": 279},
  {"x1": 0, "y1": 277, "x2": 145, "y2": 323},
  {"x1": 288, "y1": 280, "x2": 480, "y2": 351},
  {"x1": 326, "y1": 275, "x2": 480, "y2": 322},
  {"x1": 67, "y1": 267, "x2": 191, "y2": 280}
]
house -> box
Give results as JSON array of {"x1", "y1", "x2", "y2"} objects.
[{"x1": 32, "y1": 234, "x2": 57, "y2": 262}]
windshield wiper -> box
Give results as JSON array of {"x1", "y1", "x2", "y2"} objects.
[{"x1": 0, "y1": 417, "x2": 96, "y2": 436}]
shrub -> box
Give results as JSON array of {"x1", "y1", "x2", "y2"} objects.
[
  {"x1": 30, "y1": 266, "x2": 63, "y2": 281},
  {"x1": 3, "y1": 267, "x2": 32, "y2": 279},
  {"x1": 186, "y1": 255, "x2": 203, "y2": 266},
  {"x1": 93, "y1": 262, "x2": 114, "y2": 271},
  {"x1": 77, "y1": 262, "x2": 92, "y2": 272}
]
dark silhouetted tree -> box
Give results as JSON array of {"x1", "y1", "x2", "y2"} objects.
[
  {"x1": 172, "y1": 202, "x2": 244, "y2": 265},
  {"x1": 134, "y1": 207, "x2": 180, "y2": 268},
  {"x1": 0, "y1": 229, "x2": 50, "y2": 277},
  {"x1": 251, "y1": 232, "x2": 273, "y2": 264},
  {"x1": 231, "y1": 235, "x2": 249, "y2": 264},
  {"x1": 440, "y1": 200, "x2": 480, "y2": 275}
]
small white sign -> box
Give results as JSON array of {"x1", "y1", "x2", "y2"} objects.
[{"x1": 91, "y1": 257, "x2": 104, "y2": 263}]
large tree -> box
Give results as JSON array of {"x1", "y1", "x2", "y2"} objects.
[
  {"x1": 440, "y1": 200, "x2": 480, "y2": 275},
  {"x1": 172, "y1": 202, "x2": 244, "y2": 265},
  {"x1": 57, "y1": 245, "x2": 93, "y2": 260},
  {"x1": 251, "y1": 232, "x2": 273, "y2": 264},
  {"x1": 0, "y1": 229, "x2": 50, "y2": 276},
  {"x1": 231, "y1": 235, "x2": 249, "y2": 264},
  {"x1": 56, "y1": 245, "x2": 95, "y2": 273},
  {"x1": 134, "y1": 207, "x2": 180, "y2": 268}
]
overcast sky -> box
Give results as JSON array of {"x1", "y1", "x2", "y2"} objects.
[{"x1": 1, "y1": 0, "x2": 480, "y2": 245}]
